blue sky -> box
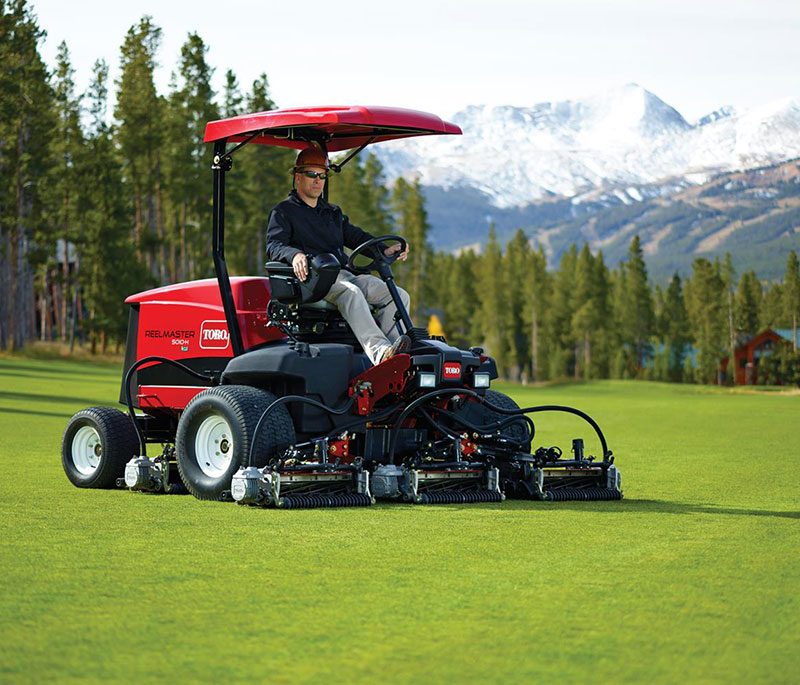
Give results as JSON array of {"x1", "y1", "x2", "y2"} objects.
[{"x1": 31, "y1": 0, "x2": 800, "y2": 121}]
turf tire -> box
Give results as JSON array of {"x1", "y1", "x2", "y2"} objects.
[
  {"x1": 61, "y1": 407, "x2": 139, "y2": 488},
  {"x1": 176, "y1": 385, "x2": 295, "y2": 501},
  {"x1": 455, "y1": 390, "x2": 531, "y2": 451}
]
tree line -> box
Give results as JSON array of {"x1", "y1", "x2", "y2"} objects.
[
  {"x1": 1, "y1": 4, "x2": 291, "y2": 351},
  {"x1": 2, "y1": 2, "x2": 799, "y2": 386}
]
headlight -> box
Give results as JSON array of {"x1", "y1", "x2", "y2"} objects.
[
  {"x1": 418, "y1": 372, "x2": 436, "y2": 388},
  {"x1": 473, "y1": 373, "x2": 490, "y2": 388}
]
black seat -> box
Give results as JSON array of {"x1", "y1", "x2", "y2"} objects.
[
  {"x1": 266, "y1": 254, "x2": 372, "y2": 351},
  {"x1": 265, "y1": 253, "x2": 341, "y2": 304}
]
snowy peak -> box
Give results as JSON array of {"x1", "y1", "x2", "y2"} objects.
[
  {"x1": 375, "y1": 86, "x2": 800, "y2": 209},
  {"x1": 568, "y1": 83, "x2": 690, "y2": 143}
]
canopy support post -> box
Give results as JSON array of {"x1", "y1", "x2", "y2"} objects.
[{"x1": 212, "y1": 139, "x2": 245, "y2": 357}]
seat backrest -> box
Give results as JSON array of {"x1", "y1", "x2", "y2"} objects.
[{"x1": 265, "y1": 253, "x2": 341, "y2": 304}]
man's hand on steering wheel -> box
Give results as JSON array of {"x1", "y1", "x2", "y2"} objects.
[
  {"x1": 383, "y1": 243, "x2": 409, "y2": 262},
  {"x1": 345, "y1": 235, "x2": 408, "y2": 275}
]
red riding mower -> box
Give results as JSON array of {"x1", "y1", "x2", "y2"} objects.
[{"x1": 61, "y1": 106, "x2": 622, "y2": 509}]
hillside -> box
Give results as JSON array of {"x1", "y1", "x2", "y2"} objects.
[{"x1": 423, "y1": 159, "x2": 800, "y2": 281}]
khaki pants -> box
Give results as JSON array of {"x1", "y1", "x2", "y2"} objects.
[{"x1": 324, "y1": 271, "x2": 411, "y2": 365}]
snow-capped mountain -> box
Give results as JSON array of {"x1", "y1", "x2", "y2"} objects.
[{"x1": 374, "y1": 84, "x2": 800, "y2": 209}]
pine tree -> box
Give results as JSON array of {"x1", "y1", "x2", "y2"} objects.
[
  {"x1": 329, "y1": 152, "x2": 391, "y2": 235},
  {"x1": 610, "y1": 267, "x2": 633, "y2": 379},
  {"x1": 115, "y1": 16, "x2": 164, "y2": 281},
  {"x1": 475, "y1": 226, "x2": 509, "y2": 374},
  {"x1": 362, "y1": 153, "x2": 392, "y2": 235},
  {"x1": 162, "y1": 31, "x2": 219, "y2": 281},
  {"x1": 619, "y1": 236, "x2": 655, "y2": 371},
  {"x1": 524, "y1": 245, "x2": 549, "y2": 381},
  {"x1": 734, "y1": 270, "x2": 761, "y2": 335},
  {"x1": 549, "y1": 245, "x2": 578, "y2": 377},
  {"x1": 329, "y1": 157, "x2": 372, "y2": 226},
  {"x1": 660, "y1": 274, "x2": 691, "y2": 381},
  {"x1": 590, "y1": 250, "x2": 613, "y2": 378},
  {"x1": 761, "y1": 283, "x2": 786, "y2": 329},
  {"x1": 51, "y1": 40, "x2": 84, "y2": 342},
  {"x1": 230, "y1": 74, "x2": 291, "y2": 275},
  {"x1": 222, "y1": 69, "x2": 243, "y2": 117},
  {"x1": 784, "y1": 250, "x2": 800, "y2": 351},
  {"x1": 503, "y1": 229, "x2": 532, "y2": 381},
  {"x1": 686, "y1": 258, "x2": 726, "y2": 383},
  {"x1": 721, "y1": 253, "x2": 736, "y2": 384},
  {"x1": 442, "y1": 249, "x2": 480, "y2": 350},
  {"x1": 391, "y1": 178, "x2": 431, "y2": 322},
  {"x1": 570, "y1": 244, "x2": 600, "y2": 379},
  {"x1": 0, "y1": 0, "x2": 57, "y2": 350},
  {"x1": 79, "y1": 59, "x2": 144, "y2": 352}
]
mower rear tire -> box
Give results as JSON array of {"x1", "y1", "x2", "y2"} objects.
[
  {"x1": 176, "y1": 385, "x2": 295, "y2": 501},
  {"x1": 61, "y1": 407, "x2": 139, "y2": 488}
]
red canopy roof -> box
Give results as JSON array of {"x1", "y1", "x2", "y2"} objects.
[{"x1": 203, "y1": 105, "x2": 461, "y2": 152}]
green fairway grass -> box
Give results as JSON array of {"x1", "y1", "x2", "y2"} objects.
[{"x1": 1, "y1": 357, "x2": 798, "y2": 683}]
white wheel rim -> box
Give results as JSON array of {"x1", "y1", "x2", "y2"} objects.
[
  {"x1": 195, "y1": 415, "x2": 234, "y2": 478},
  {"x1": 72, "y1": 425, "x2": 102, "y2": 475}
]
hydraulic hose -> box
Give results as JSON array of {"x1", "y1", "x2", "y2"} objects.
[
  {"x1": 123, "y1": 356, "x2": 217, "y2": 457},
  {"x1": 247, "y1": 394, "x2": 356, "y2": 468},
  {"x1": 481, "y1": 400, "x2": 611, "y2": 459},
  {"x1": 432, "y1": 406, "x2": 535, "y2": 443},
  {"x1": 319, "y1": 402, "x2": 405, "y2": 443},
  {"x1": 387, "y1": 389, "x2": 481, "y2": 463},
  {"x1": 386, "y1": 389, "x2": 611, "y2": 464}
]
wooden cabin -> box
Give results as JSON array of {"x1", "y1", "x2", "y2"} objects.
[{"x1": 720, "y1": 328, "x2": 793, "y2": 385}]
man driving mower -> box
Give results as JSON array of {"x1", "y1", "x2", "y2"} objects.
[{"x1": 267, "y1": 146, "x2": 412, "y2": 364}]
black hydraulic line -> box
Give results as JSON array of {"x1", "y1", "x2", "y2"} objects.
[
  {"x1": 433, "y1": 406, "x2": 535, "y2": 443},
  {"x1": 416, "y1": 407, "x2": 460, "y2": 439},
  {"x1": 123, "y1": 356, "x2": 216, "y2": 457},
  {"x1": 247, "y1": 394, "x2": 356, "y2": 468},
  {"x1": 482, "y1": 401, "x2": 611, "y2": 459},
  {"x1": 386, "y1": 389, "x2": 612, "y2": 464},
  {"x1": 413, "y1": 407, "x2": 532, "y2": 457},
  {"x1": 387, "y1": 389, "x2": 481, "y2": 464},
  {"x1": 320, "y1": 402, "x2": 404, "y2": 441}
]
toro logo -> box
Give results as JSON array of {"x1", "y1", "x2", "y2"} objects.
[
  {"x1": 443, "y1": 362, "x2": 461, "y2": 379},
  {"x1": 199, "y1": 320, "x2": 230, "y2": 350}
]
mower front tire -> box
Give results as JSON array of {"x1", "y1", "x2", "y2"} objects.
[
  {"x1": 483, "y1": 390, "x2": 531, "y2": 449},
  {"x1": 61, "y1": 407, "x2": 139, "y2": 488},
  {"x1": 176, "y1": 385, "x2": 295, "y2": 501},
  {"x1": 453, "y1": 390, "x2": 531, "y2": 451}
]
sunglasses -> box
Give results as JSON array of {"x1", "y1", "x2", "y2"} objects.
[{"x1": 299, "y1": 170, "x2": 329, "y2": 180}]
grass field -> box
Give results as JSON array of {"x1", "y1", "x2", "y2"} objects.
[{"x1": 1, "y1": 357, "x2": 798, "y2": 683}]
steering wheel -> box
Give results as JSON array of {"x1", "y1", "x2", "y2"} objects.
[{"x1": 345, "y1": 234, "x2": 407, "y2": 275}]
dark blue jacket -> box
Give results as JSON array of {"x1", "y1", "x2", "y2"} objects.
[{"x1": 266, "y1": 190, "x2": 375, "y2": 266}]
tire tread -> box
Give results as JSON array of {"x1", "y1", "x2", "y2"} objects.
[
  {"x1": 176, "y1": 385, "x2": 295, "y2": 500},
  {"x1": 61, "y1": 406, "x2": 139, "y2": 488}
]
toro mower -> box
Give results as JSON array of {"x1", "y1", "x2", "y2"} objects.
[{"x1": 61, "y1": 106, "x2": 622, "y2": 509}]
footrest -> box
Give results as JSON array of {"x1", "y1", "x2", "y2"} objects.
[
  {"x1": 418, "y1": 489, "x2": 504, "y2": 505},
  {"x1": 545, "y1": 487, "x2": 623, "y2": 501},
  {"x1": 279, "y1": 493, "x2": 373, "y2": 509}
]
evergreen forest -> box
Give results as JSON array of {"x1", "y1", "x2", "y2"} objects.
[{"x1": 2, "y1": 3, "x2": 799, "y2": 385}]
